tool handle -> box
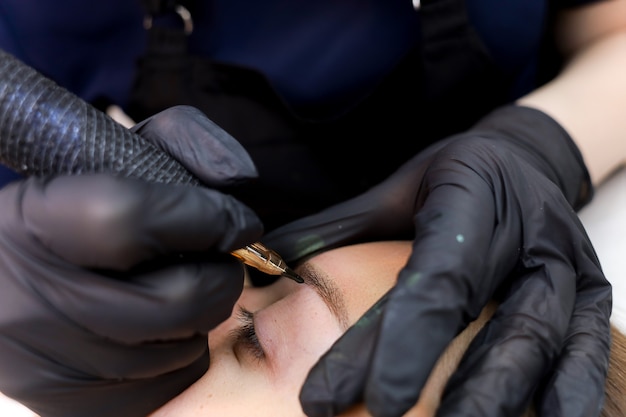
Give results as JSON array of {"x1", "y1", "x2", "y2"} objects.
[{"x1": 0, "y1": 49, "x2": 198, "y2": 185}]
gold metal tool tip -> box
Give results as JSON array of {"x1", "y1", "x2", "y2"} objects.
[
  {"x1": 280, "y1": 266, "x2": 305, "y2": 284},
  {"x1": 230, "y1": 242, "x2": 304, "y2": 284}
]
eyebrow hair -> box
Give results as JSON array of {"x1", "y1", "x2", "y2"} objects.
[{"x1": 297, "y1": 261, "x2": 351, "y2": 330}]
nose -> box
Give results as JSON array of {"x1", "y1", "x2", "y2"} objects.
[
  {"x1": 207, "y1": 283, "x2": 294, "y2": 351},
  {"x1": 207, "y1": 305, "x2": 241, "y2": 352}
]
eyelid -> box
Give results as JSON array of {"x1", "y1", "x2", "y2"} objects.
[{"x1": 232, "y1": 306, "x2": 266, "y2": 362}]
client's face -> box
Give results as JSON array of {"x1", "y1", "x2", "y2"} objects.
[{"x1": 150, "y1": 241, "x2": 421, "y2": 416}]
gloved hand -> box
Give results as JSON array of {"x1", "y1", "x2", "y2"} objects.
[
  {"x1": 0, "y1": 106, "x2": 263, "y2": 417},
  {"x1": 263, "y1": 105, "x2": 612, "y2": 417}
]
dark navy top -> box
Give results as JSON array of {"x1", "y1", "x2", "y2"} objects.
[{"x1": 0, "y1": 0, "x2": 601, "y2": 186}]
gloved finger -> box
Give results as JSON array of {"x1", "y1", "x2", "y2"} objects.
[
  {"x1": 536, "y1": 269, "x2": 611, "y2": 417},
  {"x1": 130, "y1": 105, "x2": 258, "y2": 187},
  {"x1": 436, "y1": 260, "x2": 577, "y2": 417},
  {"x1": 263, "y1": 140, "x2": 453, "y2": 264},
  {"x1": 39, "y1": 260, "x2": 244, "y2": 343},
  {"x1": 1, "y1": 320, "x2": 209, "y2": 417},
  {"x1": 262, "y1": 164, "x2": 425, "y2": 264},
  {"x1": 262, "y1": 193, "x2": 409, "y2": 265},
  {"x1": 302, "y1": 162, "x2": 508, "y2": 417},
  {"x1": 300, "y1": 296, "x2": 387, "y2": 417},
  {"x1": 2, "y1": 298, "x2": 210, "y2": 380},
  {"x1": 361, "y1": 159, "x2": 523, "y2": 417},
  {"x1": 18, "y1": 175, "x2": 263, "y2": 269}
]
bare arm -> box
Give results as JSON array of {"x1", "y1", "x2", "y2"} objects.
[{"x1": 518, "y1": 0, "x2": 626, "y2": 185}]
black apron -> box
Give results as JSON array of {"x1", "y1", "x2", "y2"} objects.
[{"x1": 128, "y1": 0, "x2": 541, "y2": 231}]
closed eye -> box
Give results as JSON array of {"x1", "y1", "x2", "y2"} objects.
[{"x1": 232, "y1": 306, "x2": 266, "y2": 362}]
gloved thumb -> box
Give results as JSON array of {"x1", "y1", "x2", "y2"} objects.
[{"x1": 131, "y1": 105, "x2": 258, "y2": 187}]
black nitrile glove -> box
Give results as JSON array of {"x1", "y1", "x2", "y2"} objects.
[
  {"x1": 263, "y1": 105, "x2": 612, "y2": 417},
  {"x1": 0, "y1": 107, "x2": 263, "y2": 417}
]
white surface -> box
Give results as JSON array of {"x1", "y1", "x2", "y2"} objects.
[
  {"x1": 2, "y1": 168, "x2": 626, "y2": 415},
  {"x1": 0, "y1": 396, "x2": 36, "y2": 417},
  {"x1": 579, "y1": 166, "x2": 626, "y2": 331}
]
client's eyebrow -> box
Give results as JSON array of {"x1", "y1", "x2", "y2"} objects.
[{"x1": 297, "y1": 261, "x2": 350, "y2": 330}]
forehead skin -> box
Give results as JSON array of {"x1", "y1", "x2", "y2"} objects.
[{"x1": 305, "y1": 240, "x2": 412, "y2": 326}]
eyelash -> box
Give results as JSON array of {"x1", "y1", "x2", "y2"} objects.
[{"x1": 234, "y1": 307, "x2": 266, "y2": 361}]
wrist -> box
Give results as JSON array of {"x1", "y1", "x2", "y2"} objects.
[{"x1": 470, "y1": 104, "x2": 593, "y2": 210}]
